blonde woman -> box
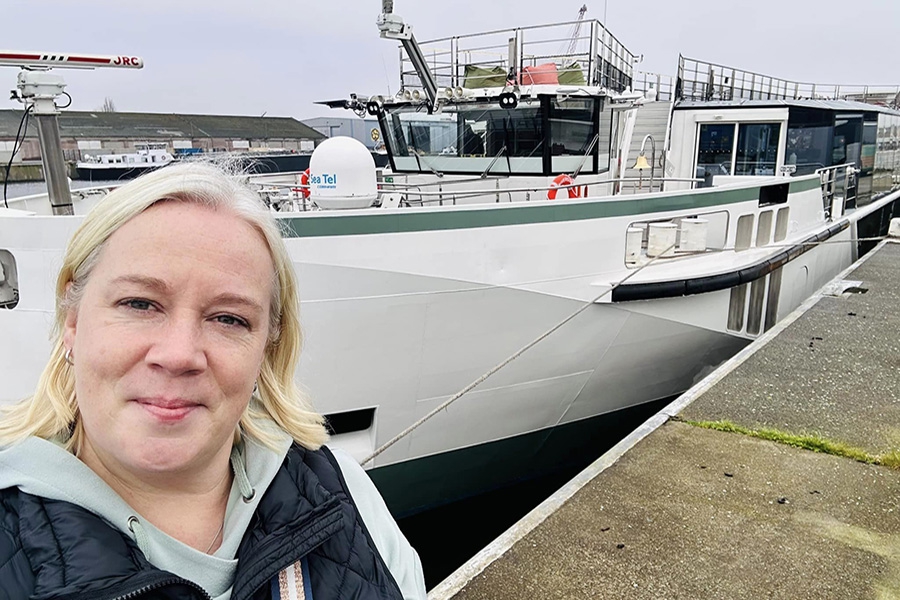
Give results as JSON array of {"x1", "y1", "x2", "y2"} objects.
[{"x1": 0, "y1": 163, "x2": 425, "y2": 600}]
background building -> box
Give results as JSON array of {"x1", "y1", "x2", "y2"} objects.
[
  {"x1": 0, "y1": 110, "x2": 325, "y2": 167},
  {"x1": 302, "y1": 117, "x2": 383, "y2": 150}
]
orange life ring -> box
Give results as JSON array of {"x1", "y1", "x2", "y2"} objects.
[
  {"x1": 547, "y1": 174, "x2": 580, "y2": 200},
  {"x1": 299, "y1": 168, "x2": 311, "y2": 199}
]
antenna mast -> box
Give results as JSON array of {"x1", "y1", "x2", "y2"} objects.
[{"x1": 376, "y1": 1, "x2": 438, "y2": 113}]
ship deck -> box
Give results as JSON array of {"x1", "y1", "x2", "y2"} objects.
[{"x1": 431, "y1": 238, "x2": 900, "y2": 599}]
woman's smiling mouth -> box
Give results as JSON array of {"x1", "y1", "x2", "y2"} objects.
[{"x1": 134, "y1": 397, "x2": 201, "y2": 422}]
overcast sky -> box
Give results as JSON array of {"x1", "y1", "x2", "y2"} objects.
[{"x1": 3, "y1": 0, "x2": 899, "y2": 120}]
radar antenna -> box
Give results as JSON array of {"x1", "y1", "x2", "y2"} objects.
[{"x1": 1, "y1": 51, "x2": 143, "y2": 214}]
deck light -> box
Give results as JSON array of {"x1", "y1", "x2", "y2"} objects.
[
  {"x1": 498, "y1": 91, "x2": 519, "y2": 109},
  {"x1": 366, "y1": 95, "x2": 385, "y2": 116}
]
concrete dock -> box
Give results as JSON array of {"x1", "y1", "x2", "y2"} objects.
[{"x1": 432, "y1": 240, "x2": 900, "y2": 600}]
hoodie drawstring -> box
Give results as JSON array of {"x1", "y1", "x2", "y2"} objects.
[
  {"x1": 128, "y1": 515, "x2": 152, "y2": 559},
  {"x1": 231, "y1": 444, "x2": 256, "y2": 503},
  {"x1": 127, "y1": 445, "x2": 256, "y2": 557}
]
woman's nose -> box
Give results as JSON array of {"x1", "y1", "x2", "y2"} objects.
[{"x1": 144, "y1": 315, "x2": 208, "y2": 374}]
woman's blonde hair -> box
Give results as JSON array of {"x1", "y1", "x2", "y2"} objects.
[{"x1": 0, "y1": 162, "x2": 328, "y2": 452}]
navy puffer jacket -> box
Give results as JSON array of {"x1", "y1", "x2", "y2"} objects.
[{"x1": 0, "y1": 445, "x2": 405, "y2": 600}]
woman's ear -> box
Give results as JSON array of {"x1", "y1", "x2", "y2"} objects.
[{"x1": 62, "y1": 282, "x2": 77, "y2": 351}]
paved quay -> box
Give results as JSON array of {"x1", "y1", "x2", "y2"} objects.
[{"x1": 432, "y1": 240, "x2": 900, "y2": 600}]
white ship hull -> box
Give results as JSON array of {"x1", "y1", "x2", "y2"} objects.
[{"x1": 4, "y1": 178, "x2": 895, "y2": 515}]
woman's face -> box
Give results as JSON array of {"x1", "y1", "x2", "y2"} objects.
[{"x1": 64, "y1": 201, "x2": 275, "y2": 479}]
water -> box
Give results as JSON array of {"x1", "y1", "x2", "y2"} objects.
[
  {"x1": 2, "y1": 179, "x2": 122, "y2": 202},
  {"x1": 399, "y1": 396, "x2": 674, "y2": 590}
]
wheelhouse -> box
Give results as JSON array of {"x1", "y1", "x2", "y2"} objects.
[{"x1": 372, "y1": 18, "x2": 638, "y2": 178}]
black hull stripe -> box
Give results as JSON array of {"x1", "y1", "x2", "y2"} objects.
[{"x1": 611, "y1": 220, "x2": 850, "y2": 302}]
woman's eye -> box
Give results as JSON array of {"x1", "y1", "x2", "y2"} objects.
[
  {"x1": 215, "y1": 314, "x2": 249, "y2": 328},
  {"x1": 121, "y1": 298, "x2": 153, "y2": 311}
]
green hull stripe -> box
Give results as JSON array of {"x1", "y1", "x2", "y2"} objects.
[
  {"x1": 278, "y1": 184, "x2": 776, "y2": 238},
  {"x1": 789, "y1": 178, "x2": 821, "y2": 193}
]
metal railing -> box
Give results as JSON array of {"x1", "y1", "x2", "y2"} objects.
[
  {"x1": 399, "y1": 19, "x2": 636, "y2": 94},
  {"x1": 817, "y1": 163, "x2": 858, "y2": 220},
  {"x1": 249, "y1": 173, "x2": 705, "y2": 211},
  {"x1": 632, "y1": 71, "x2": 675, "y2": 102},
  {"x1": 677, "y1": 56, "x2": 900, "y2": 108},
  {"x1": 7, "y1": 173, "x2": 705, "y2": 215},
  {"x1": 374, "y1": 175, "x2": 702, "y2": 206}
]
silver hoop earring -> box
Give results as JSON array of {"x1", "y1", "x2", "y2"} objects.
[
  {"x1": 64, "y1": 348, "x2": 74, "y2": 365},
  {"x1": 252, "y1": 381, "x2": 259, "y2": 396}
]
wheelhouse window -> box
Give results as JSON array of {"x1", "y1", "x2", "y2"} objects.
[
  {"x1": 382, "y1": 102, "x2": 543, "y2": 175},
  {"x1": 550, "y1": 98, "x2": 602, "y2": 173},
  {"x1": 379, "y1": 97, "x2": 605, "y2": 176}
]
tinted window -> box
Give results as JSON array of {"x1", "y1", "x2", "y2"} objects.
[
  {"x1": 735, "y1": 123, "x2": 780, "y2": 176},
  {"x1": 382, "y1": 103, "x2": 544, "y2": 174},
  {"x1": 833, "y1": 114, "x2": 863, "y2": 167},
  {"x1": 786, "y1": 112, "x2": 832, "y2": 176},
  {"x1": 696, "y1": 124, "x2": 734, "y2": 178},
  {"x1": 550, "y1": 98, "x2": 599, "y2": 173}
]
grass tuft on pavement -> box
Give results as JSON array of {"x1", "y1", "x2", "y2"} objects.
[{"x1": 681, "y1": 419, "x2": 899, "y2": 469}]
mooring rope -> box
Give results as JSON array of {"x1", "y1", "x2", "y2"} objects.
[
  {"x1": 359, "y1": 241, "x2": 683, "y2": 465},
  {"x1": 359, "y1": 233, "x2": 891, "y2": 465}
]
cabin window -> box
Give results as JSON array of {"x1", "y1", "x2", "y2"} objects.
[
  {"x1": 786, "y1": 108, "x2": 833, "y2": 176},
  {"x1": 696, "y1": 124, "x2": 735, "y2": 178},
  {"x1": 0, "y1": 250, "x2": 19, "y2": 310},
  {"x1": 697, "y1": 122, "x2": 782, "y2": 178},
  {"x1": 874, "y1": 113, "x2": 900, "y2": 195},
  {"x1": 862, "y1": 119, "x2": 878, "y2": 176},
  {"x1": 833, "y1": 114, "x2": 863, "y2": 167},
  {"x1": 735, "y1": 123, "x2": 780, "y2": 176}
]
